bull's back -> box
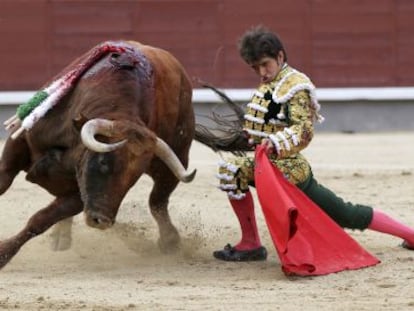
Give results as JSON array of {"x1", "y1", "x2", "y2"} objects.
[{"x1": 128, "y1": 41, "x2": 194, "y2": 144}]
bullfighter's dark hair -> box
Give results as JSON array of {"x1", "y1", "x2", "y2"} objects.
[{"x1": 238, "y1": 25, "x2": 287, "y2": 64}]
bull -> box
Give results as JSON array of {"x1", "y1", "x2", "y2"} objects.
[{"x1": 0, "y1": 41, "x2": 196, "y2": 269}]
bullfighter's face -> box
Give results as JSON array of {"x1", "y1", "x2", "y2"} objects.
[{"x1": 250, "y1": 51, "x2": 285, "y2": 84}]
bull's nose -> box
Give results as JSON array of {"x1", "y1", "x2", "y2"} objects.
[{"x1": 84, "y1": 210, "x2": 114, "y2": 230}]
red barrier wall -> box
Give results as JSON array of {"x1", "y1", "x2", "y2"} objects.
[{"x1": 1, "y1": 0, "x2": 413, "y2": 90}]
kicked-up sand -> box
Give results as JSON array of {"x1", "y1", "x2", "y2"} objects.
[{"x1": 0, "y1": 132, "x2": 413, "y2": 311}]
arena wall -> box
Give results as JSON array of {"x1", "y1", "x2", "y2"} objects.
[
  {"x1": 1, "y1": 0, "x2": 413, "y2": 135},
  {"x1": 1, "y1": 0, "x2": 414, "y2": 89}
]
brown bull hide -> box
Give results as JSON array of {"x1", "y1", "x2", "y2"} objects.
[{"x1": 0, "y1": 40, "x2": 195, "y2": 269}]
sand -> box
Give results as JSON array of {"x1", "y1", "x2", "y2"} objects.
[{"x1": 0, "y1": 132, "x2": 413, "y2": 311}]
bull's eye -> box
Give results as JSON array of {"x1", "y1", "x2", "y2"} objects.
[
  {"x1": 97, "y1": 154, "x2": 110, "y2": 174},
  {"x1": 88, "y1": 153, "x2": 114, "y2": 176}
]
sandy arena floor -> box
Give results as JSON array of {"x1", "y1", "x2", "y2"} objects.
[{"x1": 0, "y1": 132, "x2": 413, "y2": 311}]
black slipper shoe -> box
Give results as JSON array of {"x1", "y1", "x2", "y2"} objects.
[
  {"x1": 401, "y1": 240, "x2": 414, "y2": 250},
  {"x1": 213, "y1": 244, "x2": 268, "y2": 261}
]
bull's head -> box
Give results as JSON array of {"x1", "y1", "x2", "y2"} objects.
[{"x1": 76, "y1": 118, "x2": 195, "y2": 230}]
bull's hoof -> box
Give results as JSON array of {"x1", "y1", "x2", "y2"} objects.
[
  {"x1": 157, "y1": 235, "x2": 181, "y2": 254},
  {"x1": 49, "y1": 233, "x2": 72, "y2": 251},
  {"x1": 49, "y1": 218, "x2": 73, "y2": 251}
]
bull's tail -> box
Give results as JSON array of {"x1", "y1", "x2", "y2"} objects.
[{"x1": 194, "y1": 79, "x2": 252, "y2": 156}]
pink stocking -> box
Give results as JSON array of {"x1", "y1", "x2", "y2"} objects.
[
  {"x1": 230, "y1": 191, "x2": 262, "y2": 250},
  {"x1": 368, "y1": 209, "x2": 414, "y2": 247}
]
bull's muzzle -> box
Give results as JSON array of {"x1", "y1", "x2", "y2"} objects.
[{"x1": 84, "y1": 210, "x2": 114, "y2": 230}]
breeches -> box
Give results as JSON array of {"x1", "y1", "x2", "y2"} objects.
[{"x1": 298, "y1": 174, "x2": 373, "y2": 230}]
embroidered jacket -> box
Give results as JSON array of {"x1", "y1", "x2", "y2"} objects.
[{"x1": 243, "y1": 64, "x2": 323, "y2": 184}]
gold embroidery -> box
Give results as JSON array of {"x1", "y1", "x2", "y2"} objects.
[{"x1": 219, "y1": 66, "x2": 318, "y2": 195}]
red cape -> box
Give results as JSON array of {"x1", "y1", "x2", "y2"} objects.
[{"x1": 254, "y1": 145, "x2": 380, "y2": 276}]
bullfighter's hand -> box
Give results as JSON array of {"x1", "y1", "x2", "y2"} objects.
[{"x1": 261, "y1": 138, "x2": 275, "y2": 155}]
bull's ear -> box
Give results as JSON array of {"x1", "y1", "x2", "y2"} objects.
[{"x1": 72, "y1": 114, "x2": 89, "y2": 132}]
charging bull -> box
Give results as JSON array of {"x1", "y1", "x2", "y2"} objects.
[{"x1": 0, "y1": 41, "x2": 195, "y2": 269}]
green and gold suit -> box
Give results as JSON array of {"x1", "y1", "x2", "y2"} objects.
[{"x1": 217, "y1": 64, "x2": 373, "y2": 230}]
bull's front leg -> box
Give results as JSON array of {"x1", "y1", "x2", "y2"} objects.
[
  {"x1": 0, "y1": 137, "x2": 30, "y2": 195},
  {"x1": 0, "y1": 194, "x2": 83, "y2": 270},
  {"x1": 24, "y1": 149, "x2": 78, "y2": 252},
  {"x1": 149, "y1": 178, "x2": 180, "y2": 253}
]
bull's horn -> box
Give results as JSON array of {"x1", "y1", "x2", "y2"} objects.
[
  {"x1": 81, "y1": 118, "x2": 127, "y2": 152},
  {"x1": 155, "y1": 137, "x2": 196, "y2": 183}
]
